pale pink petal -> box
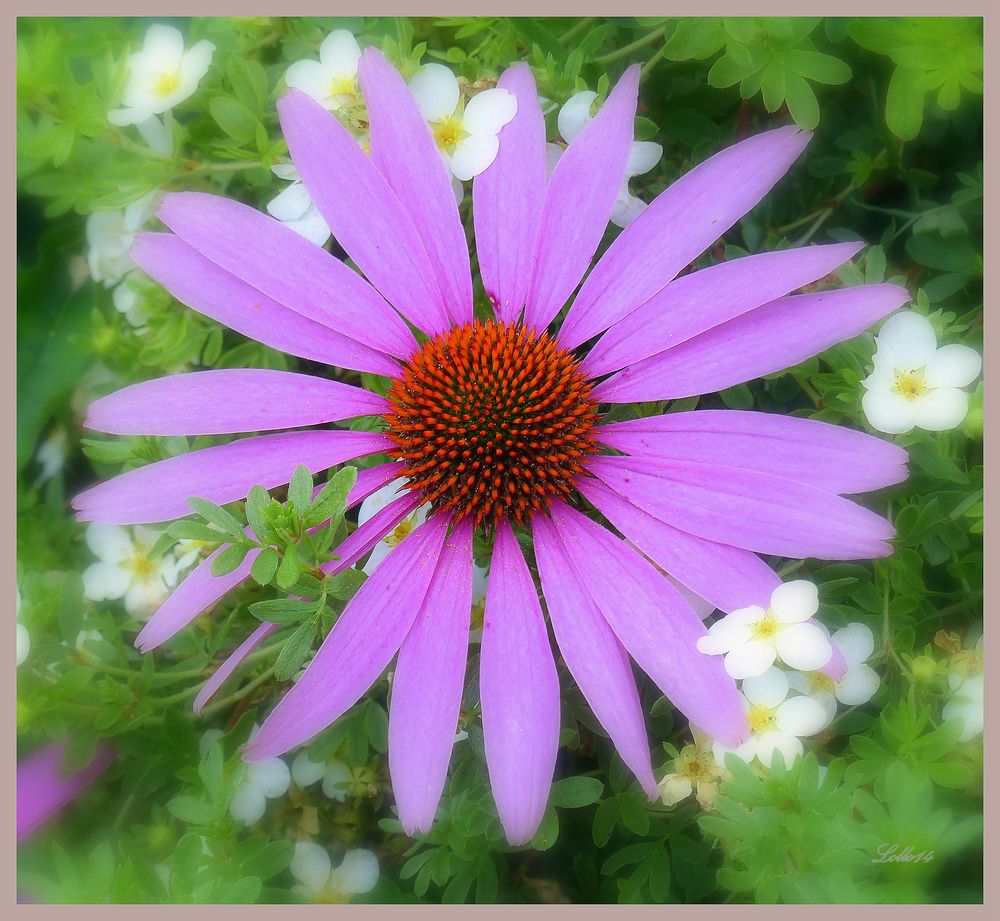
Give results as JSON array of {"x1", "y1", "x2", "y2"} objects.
[
  {"x1": 480, "y1": 520, "x2": 561, "y2": 845},
  {"x1": 522, "y1": 65, "x2": 640, "y2": 333},
  {"x1": 244, "y1": 514, "x2": 450, "y2": 761},
  {"x1": 532, "y1": 514, "x2": 658, "y2": 799},
  {"x1": 389, "y1": 518, "x2": 473, "y2": 834},
  {"x1": 193, "y1": 621, "x2": 279, "y2": 715}
]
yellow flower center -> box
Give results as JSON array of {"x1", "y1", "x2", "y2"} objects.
[
  {"x1": 892, "y1": 369, "x2": 927, "y2": 401},
  {"x1": 432, "y1": 116, "x2": 465, "y2": 155},
  {"x1": 751, "y1": 613, "x2": 780, "y2": 640},
  {"x1": 386, "y1": 517, "x2": 415, "y2": 548},
  {"x1": 328, "y1": 76, "x2": 356, "y2": 100},
  {"x1": 153, "y1": 71, "x2": 181, "y2": 99},
  {"x1": 128, "y1": 553, "x2": 157, "y2": 580},
  {"x1": 808, "y1": 672, "x2": 836, "y2": 693},
  {"x1": 747, "y1": 704, "x2": 777, "y2": 733}
]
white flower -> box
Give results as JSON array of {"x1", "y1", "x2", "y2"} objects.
[
  {"x1": 357, "y1": 479, "x2": 431, "y2": 576},
  {"x1": 285, "y1": 30, "x2": 362, "y2": 112},
  {"x1": 16, "y1": 588, "x2": 29, "y2": 667},
  {"x1": 291, "y1": 751, "x2": 351, "y2": 801},
  {"x1": 175, "y1": 538, "x2": 212, "y2": 571},
  {"x1": 407, "y1": 64, "x2": 517, "y2": 181},
  {"x1": 553, "y1": 90, "x2": 663, "y2": 228},
  {"x1": 82, "y1": 523, "x2": 179, "y2": 618},
  {"x1": 788, "y1": 622, "x2": 880, "y2": 726},
  {"x1": 861, "y1": 310, "x2": 982, "y2": 434},
  {"x1": 658, "y1": 731, "x2": 726, "y2": 809},
  {"x1": 108, "y1": 24, "x2": 214, "y2": 127},
  {"x1": 266, "y1": 164, "x2": 332, "y2": 247},
  {"x1": 290, "y1": 844, "x2": 379, "y2": 904},
  {"x1": 36, "y1": 426, "x2": 68, "y2": 484},
  {"x1": 112, "y1": 274, "x2": 152, "y2": 328},
  {"x1": 713, "y1": 667, "x2": 829, "y2": 769},
  {"x1": 86, "y1": 191, "x2": 161, "y2": 287},
  {"x1": 942, "y1": 672, "x2": 984, "y2": 743},
  {"x1": 697, "y1": 581, "x2": 832, "y2": 679},
  {"x1": 230, "y1": 725, "x2": 291, "y2": 824}
]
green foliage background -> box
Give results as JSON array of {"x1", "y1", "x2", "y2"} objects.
[{"x1": 17, "y1": 16, "x2": 983, "y2": 904}]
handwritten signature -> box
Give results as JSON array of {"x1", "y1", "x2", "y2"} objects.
[{"x1": 872, "y1": 843, "x2": 936, "y2": 864}]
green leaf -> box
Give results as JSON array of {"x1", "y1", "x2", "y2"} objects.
[
  {"x1": 783, "y1": 72, "x2": 820, "y2": 129},
  {"x1": 274, "y1": 619, "x2": 316, "y2": 680},
  {"x1": 209, "y1": 96, "x2": 259, "y2": 144},
  {"x1": 276, "y1": 543, "x2": 301, "y2": 590},
  {"x1": 886, "y1": 65, "x2": 925, "y2": 140},
  {"x1": 167, "y1": 520, "x2": 228, "y2": 543},
  {"x1": 288, "y1": 464, "x2": 313, "y2": 517},
  {"x1": 783, "y1": 49, "x2": 852, "y2": 84},
  {"x1": 550, "y1": 775, "x2": 604, "y2": 808},
  {"x1": 248, "y1": 598, "x2": 317, "y2": 624},
  {"x1": 592, "y1": 797, "x2": 619, "y2": 847},
  {"x1": 250, "y1": 547, "x2": 280, "y2": 585},
  {"x1": 245, "y1": 485, "x2": 272, "y2": 543},
  {"x1": 307, "y1": 466, "x2": 357, "y2": 527},
  {"x1": 325, "y1": 568, "x2": 367, "y2": 601},
  {"x1": 211, "y1": 541, "x2": 253, "y2": 577},
  {"x1": 167, "y1": 795, "x2": 218, "y2": 825},
  {"x1": 760, "y1": 62, "x2": 786, "y2": 113},
  {"x1": 187, "y1": 497, "x2": 246, "y2": 539},
  {"x1": 529, "y1": 805, "x2": 559, "y2": 851}
]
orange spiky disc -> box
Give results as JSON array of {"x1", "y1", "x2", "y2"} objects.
[{"x1": 384, "y1": 320, "x2": 600, "y2": 528}]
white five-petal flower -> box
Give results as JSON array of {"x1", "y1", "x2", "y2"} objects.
[
  {"x1": 108, "y1": 25, "x2": 214, "y2": 129},
  {"x1": 82, "y1": 522, "x2": 179, "y2": 618},
  {"x1": 697, "y1": 581, "x2": 833, "y2": 679},
  {"x1": 942, "y1": 671, "x2": 984, "y2": 743},
  {"x1": 553, "y1": 90, "x2": 663, "y2": 228},
  {"x1": 357, "y1": 478, "x2": 431, "y2": 577},
  {"x1": 290, "y1": 843, "x2": 379, "y2": 904},
  {"x1": 229, "y1": 726, "x2": 291, "y2": 825},
  {"x1": 266, "y1": 164, "x2": 332, "y2": 247},
  {"x1": 291, "y1": 751, "x2": 352, "y2": 802},
  {"x1": 407, "y1": 64, "x2": 517, "y2": 181},
  {"x1": 85, "y1": 191, "x2": 161, "y2": 288},
  {"x1": 285, "y1": 30, "x2": 362, "y2": 112},
  {"x1": 861, "y1": 310, "x2": 982, "y2": 434},
  {"x1": 788, "y1": 622, "x2": 881, "y2": 726},
  {"x1": 712, "y1": 667, "x2": 829, "y2": 769}
]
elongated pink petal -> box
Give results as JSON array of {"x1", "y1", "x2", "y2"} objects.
[
  {"x1": 596, "y1": 283, "x2": 910, "y2": 403},
  {"x1": 244, "y1": 514, "x2": 450, "y2": 761},
  {"x1": 156, "y1": 192, "x2": 416, "y2": 360},
  {"x1": 85, "y1": 370, "x2": 389, "y2": 436},
  {"x1": 577, "y1": 476, "x2": 780, "y2": 613},
  {"x1": 73, "y1": 430, "x2": 392, "y2": 525},
  {"x1": 473, "y1": 62, "x2": 546, "y2": 324},
  {"x1": 389, "y1": 518, "x2": 473, "y2": 835},
  {"x1": 17, "y1": 742, "x2": 116, "y2": 842},
  {"x1": 548, "y1": 501, "x2": 747, "y2": 746},
  {"x1": 193, "y1": 621, "x2": 279, "y2": 715},
  {"x1": 522, "y1": 65, "x2": 640, "y2": 333},
  {"x1": 321, "y1": 491, "x2": 422, "y2": 577},
  {"x1": 133, "y1": 234, "x2": 399, "y2": 376},
  {"x1": 590, "y1": 455, "x2": 895, "y2": 560},
  {"x1": 598, "y1": 410, "x2": 908, "y2": 495},
  {"x1": 559, "y1": 126, "x2": 812, "y2": 350},
  {"x1": 480, "y1": 519, "x2": 561, "y2": 845},
  {"x1": 278, "y1": 89, "x2": 451, "y2": 336},
  {"x1": 136, "y1": 468, "x2": 398, "y2": 652},
  {"x1": 360, "y1": 47, "x2": 472, "y2": 328},
  {"x1": 581, "y1": 242, "x2": 863, "y2": 377},
  {"x1": 532, "y1": 514, "x2": 658, "y2": 799}
]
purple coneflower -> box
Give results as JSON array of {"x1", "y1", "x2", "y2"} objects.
[{"x1": 74, "y1": 50, "x2": 908, "y2": 844}]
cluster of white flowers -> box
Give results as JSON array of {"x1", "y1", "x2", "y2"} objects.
[
  {"x1": 291, "y1": 751, "x2": 352, "y2": 802},
  {"x1": 209, "y1": 726, "x2": 292, "y2": 826},
  {"x1": 82, "y1": 523, "x2": 207, "y2": 619},
  {"x1": 698, "y1": 581, "x2": 880, "y2": 770},
  {"x1": 862, "y1": 310, "x2": 982, "y2": 435}
]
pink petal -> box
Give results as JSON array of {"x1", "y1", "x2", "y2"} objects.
[
  {"x1": 480, "y1": 520, "x2": 561, "y2": 845},
  {"x1": 548, "y1": 501, "x2": 747, "y2": 746},
  {"x1": 598, "y1": 409, "x2": 908, "y2": 495},
  {"x1": 473, "y1": 62, "x2": 546, "y2": 324},
  {"x1": 17, "y1": 742, "x2": 116, "y2": 842},
  {"x1": 522, "y1": 65, "x2": 640, "y2": 333},
  {"x1": 581, "y1": 242, "x2": 863, "y2": 377},
  {"x1": 193, "y1": 621, "x2": 279, "y2": 715},
  {"x1": 244, "y1": 514, "x2": 450, "y2": 761},
  {"x1": 156, "y1": 192, "x2": 417, "y2": 360},
  {"x1": 389, "y1": 518, "x2": 473, "y2": 834},
  {"x1": 133, "y1": 233, "x2": 400, "y2": 376},
  {"x1": 360, "y1": 47, "x2": 472, "y2": 328},
  {"x1": 596, "y1": 283, "x2": 911, "y2": 403},
  {"x1": 278, "y1": 89, "x2": 451, "y2": 336},
  {"x1": 590, "y1": 455, "x2": 895, "y2": 560},
  {"x1": 85, "y1": 370, "x2": 389, "y2": 436},
  {"x1": 532, "y1": 514, "x2": 658, "y2": 799},
  {"x1": 73, "y1": 430, "x2": 392, "y2": 525},
  {"x1": 558, "y1": 126, "x2": 812, "y2": 350},
  {"x1": 577, "y1": 476, "x2": 780, "y2": 612}
]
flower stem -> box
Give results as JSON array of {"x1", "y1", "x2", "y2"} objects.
[{"x1": 595, "y1": 26, "x2": 667, "y2": 64}]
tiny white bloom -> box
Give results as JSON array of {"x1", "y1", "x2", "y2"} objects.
[
  {"x1": 861, "y1": 310, "x2": 982, "y2": 434},
  {"x1": 697, "y1": 581, "x2": 832, "y2": 679},
  {"x1": 82, "y1": 523, "x2": 179, "y2": 618},
  {"x1": 108, "y1": 24, "x2": 215, "y2": 128},
  {"x1": 712, "y1": 667, "x2": 829, "y2": 769},
  {"x1": 291, "y1": 750, "x2": 327, "y2": 787},
  {"x1": 788, "y1": 622, "x2": 881, "y2": 726},
  {"x1": 266, "y1": 164, "x2": 332, "y2": 247},
  {"x1": 85, "y1": 191, "x2": 161, "y2": 287},
  {"x1": 358, "y1": 478, "x2": 431, "y2": 576},
  {"x1": 942, "y1": 671, "x2": 984, "y2": 743},
  {"x1": 291, "y1": 843, "x2": 379, "y2": 903},
  {"x1": 321, "y1": 759, "x2": 352, "y2": 802},
  {"x1": 230, "y1": 726, "x2": 291, "y2": 825},
  {"x1": 408, "y1": 64, "x2": 517, "y2": 181},
  {"x1": 285, "y1": 30, "x2": 362, "y2": 111},
  {"x1": 112, "y1": 274, "x2": 153, "y2": 329},
  {"x1": 553, "y1": 90, "x2": 663, "y2": 228},
  {"x1": 36, "y1": 426, "x2": 68, "y2": 484}
]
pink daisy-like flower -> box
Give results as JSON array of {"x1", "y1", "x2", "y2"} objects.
[{"x1": 74, "y1": 50, "x2": 909, "y2": 845}]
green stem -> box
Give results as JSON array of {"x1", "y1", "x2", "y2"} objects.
[
  {"x1": 595, "y1": 25, "x2": 667, "y2": 64},
  {"x1": 560, "y1": 17, "x2": 595, "y2": 43},
  {"x1": 640, "y1": 45, "x2": 668, "y2": 84},
  {"x1": 200, "y1": 665, "x2": 278, "y2": 719}
]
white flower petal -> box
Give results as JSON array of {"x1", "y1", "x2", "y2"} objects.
[
  {"x1": 876, "y1": 310, "x2": 937, "y2": 368},
  {"x1": 291, "y1": 842, "x2": 332, "y2": 895},
  {"x1": 712, "y1": 737, "x2": 757, "y2": 768},
  {"x1": 724, "y1": 640, "x2": 777, "y2": 679},
  {"x1": 16, "y1": 623, "x2": 30, "y2": 666},
  {"x1": 319, "y1": 30, "x2": 362, "y2": 79},
  {"x1": 285, "y1": 59, "x2": 336, "y2": 104},
  {"x1": 123, "y1": 578, "x2": 169, "y2": 618},
  {"x1": 626, "y1": 140, "x2": 662, "y2": 177},
  {"x1": 460, "y1": 88, "x2": 517, "y2": 137},
  {"x1": 835, "y1": 663, "x2": 880, "y2": 706},
  {"x1": 770, "y1": 580, "x2": 819, "y2": 623},
  {"x1": 472, "y1": 562, "x2": 488, "y2": 607},
  {"x1": 611, "y1": 190, "x2": 647, "y2": 229},
  {"x1": 177, "y1": 40, "x2": 215, "y2": 98},
  {"x1": 861, "y1": 348, "x2": 897, "y2": 394},
  {"x1": 658, "y1": 774, "x2": 693, "y2": 805},
  {"x1": 697, "y1": 618, "x2": 752, "y2": 655},
  {"x1": 775, "y1": 622, "x2": 832, "y2": 672},
  {"x1": 545, "y1": 142, "x2": 564, "y2": 182},
  {"x1": 291, "y1": 751, "x2": 327, "y2": 787},
  {"x1": 286, "y1": 209, "x2": 332, "y2": 247},
  {"x1": 911, "y1": 387, "x2": 969, "y2": 431},
  {"x1": 358, "y1": 478, "x2": 409, "y2": 526},
  {"x1": 248, "y1": 758, "x2": 291, "y2": 798},
  {"x1": 229, "y1": 782, "x2": 266, "y2": 824},
  {"x1": 361, "y1": 539, "x2": 393, "y2": 577},
  {"x1": 408, "y1": 63, "x2": 460, "y2": 122},
  {"x1": 831, "y1": 622, "x2": 875, "y2": 666},
  {"x1": 775, "y1": 695, "x2": 828, "y2": 737},
  {"x1": 271, "y1": 163, "x2": 300, "y2": 181},
  {"x1": 449, "y1": 135, "x2": 500, "y2": 181},
  {"x1": 82, "y1": 562, "x2": 132, "y2": 602},
  {"x1": 558, "y1": 90, "x2": 597, "y2": 143},
  {"x1": 862, "y1": 389, "x2": 917, "y2": 434},
  {"x1": 266, "y1": 182, "x2": 313, "y2": 223},
  {"x1": 742, "y1": 666, "x2": 789, "y2": 707},
  {"x1": 329, "y1": 849, "x2": 379, "y2": 896},
  {"x1": 923, "y1": 344, "x2": 982, "y2": 389},
  {"x1": 142, "y1": 25, "x2": 185, "y2": 68},
  {"x1": 322, "y1": 760, "x2": 351, "y2": 802},
  {"x1": 755, "y1": 731, "x2": 802, "y2": 768},
  {"x1": 86, "y1": 522, "x2": 133, "y2": 564},
  {"x1": 135, "y1": 114, "x2": 172, "y2": 154}
]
